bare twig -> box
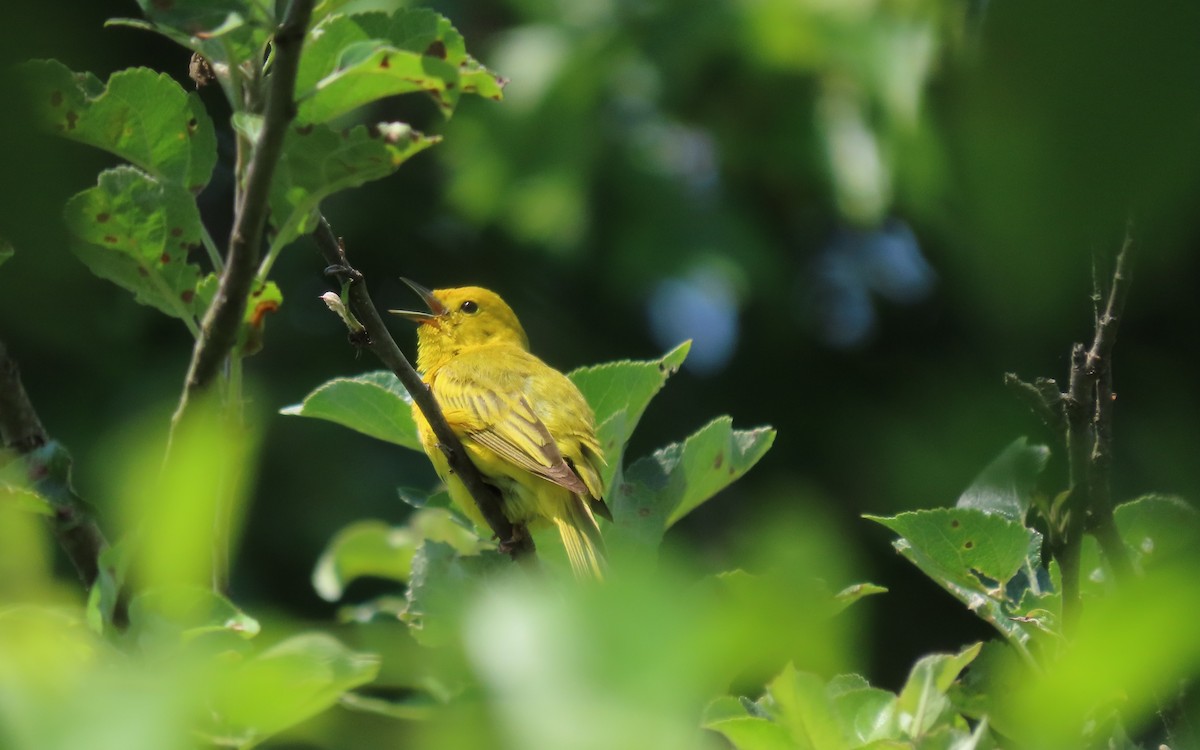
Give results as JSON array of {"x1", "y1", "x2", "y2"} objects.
[
  {"x1": 311, "y1": 218, "x2": 535, "y2": 563},
  {"x1": 0, "y1": 341, "x2": 113, "y2": 593},
  {"x1": 172, "y1": 0, "x2": 315, "y2": 429},
  {"x1": 1007, "y1": 223, "x2": 1138, "y2": 634}
]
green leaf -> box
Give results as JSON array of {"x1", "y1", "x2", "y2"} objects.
[
  {"x1": 339, "y1": 690, "x2": 437, "y2": 721},
  {"x1": 0, "y1": 484, "x2": 52, "y2": 516},
  {"x1": 866, "y1": 509, "x2": 1042, "y2": 650},
  {"x1": 121, "y1": 0, "x2": 273, "y2": 71},
  {"x1": 832, "y1": 582, "x2": 889, "y2": 615},
  {"x1": 568, "y1": 341, "x2": 690, "y2": 489},
  {"x1": 23, "y1": 60, "x2": 216, "y2": 191},
  {"x1": 767, "y1": 664, "x2": 849, "y2": 750},
  {"x1": 402, "y1": 540, "x2": 505, "y2": 647},
  {"x1": 1080, "y1": 494, "x2": 1200, "y2": 594},
  {"x1": 281, "y1": 370, "x2": 420, "y2": 450},
  {"x1": 64, "y1": 167, "x2": 206, "y2": 326},
  {"x1": 612, "y1": 417, "x2": 775, "y2": 551},
  {"x1": 313, "y1": 520, "x2": 415, "y2": 601},
  {"x1": 313, "y1": 509, "x2": 485, "y2": 601},
  {"x1": 205, "y1": 632, "x2": 380, "y2": 747},
  {"x1": 705, "y1": 716, "x2": 796, "y2": 750},
  {"x1": 0, "y1": 236, "x2": 13, "y2": 269},
  {"x1": 269, "y1": 121, "x2": 440, "y2": 248},
  {"x1": 828, "y1": 680, "x2": 899, "y2": 746},
  {"x1": 869, "y1": 509, "x2": 1034, "y2": 586},
  {"x1": 127, "y1": 586, "x2": 261, "y2": 647},
  {"x1": 295, "y1": 9, "x2": 505, "y2": 123},
  {"x1": 1111, "y1": 494, "x2": 1200, "y2": 569},
  {"x1": 895, "y1": 643, "x2": 981, "y2": 739},
  {"x1": 955, "y1": 438, "x2": 1049, "y2": 522}
]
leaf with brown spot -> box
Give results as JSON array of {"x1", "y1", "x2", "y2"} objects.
[
  {"x1": 612, "y1": 417, "x2": 775, "y2": 553},
  {"x1": 22, "y1": 60, "x2": 216, "y2": 190},
  {"x1": 294, "y1": 9, "x2": 504, "y2": 123},
  {"x1": 64, "y1": 166, "x2": 206, "y2": 324},
  {"x1": 268, "y1": 120, "x2": 440, "y2": 248}
]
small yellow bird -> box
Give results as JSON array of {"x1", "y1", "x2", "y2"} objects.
[{"x1": 390, "y1": 280, "x2": 609, "y2": 579}]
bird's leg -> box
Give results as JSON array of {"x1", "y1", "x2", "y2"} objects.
[{"x1": 497, "y1": 523, "x2": 529, "y2": 555}]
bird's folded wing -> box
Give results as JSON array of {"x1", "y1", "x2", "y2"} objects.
[{"x1": 437, "y1": 381, "x2": 591, "y2": 497}]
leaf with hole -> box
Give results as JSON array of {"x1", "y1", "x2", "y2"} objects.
[{"x1": 866, "y1": 508, "x2": 1043, "y2": 649}]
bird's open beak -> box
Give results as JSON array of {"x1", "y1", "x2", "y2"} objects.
[{"x1": 388, "y1": 278, "x2": 448, "y2": 324}]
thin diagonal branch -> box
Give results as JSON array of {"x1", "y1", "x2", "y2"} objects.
[
  {"x1": 311, "y1": 218, "x2": 535, "y2": 564},
  {"x1": 172, "y1": 0, "x2": 314, "y2": 428}
]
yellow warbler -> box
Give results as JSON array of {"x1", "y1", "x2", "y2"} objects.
[{"x1": 390, "y1": 280, "x2": 609, "y2": 579}]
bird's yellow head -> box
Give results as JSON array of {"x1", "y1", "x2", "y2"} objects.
[{"x1": 390, "y1": 279, "x2": 529, "y2": 373}]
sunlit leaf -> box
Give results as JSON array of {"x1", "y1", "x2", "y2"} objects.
[
  {"x1": 64, "y1": 167, "x2": 206, "y2": 326},
  {"x1": 895, "y1": 643, "x2": 981, "y2": 739},
  {"x1": 832, "y1": 582, "x2": 889, "y2": 615},
  {"x1": 705, "y1": 715, "x2": 795, "y2": 750},
  {"x1": 23, "y1": 60, "x2": 216, "y2": 191},
  {"x1": 295, "y1": 9, "x2": 505, "y2": 123},
  {"x1": 281, "y1": 370, "x2": 420, "y2": 450},
  {"x1": 269, "y1": 120, "x2": 440, "y2": 247},
  {"x1": 568, "y1": 340, "x2": 690, "y2": 490},
  {"x1": 828, "y1": 677, "x2": 899, "y2": 746},
  {"x1": 955, "y1": 438, "x2": 1049, "y2": 522},
  {"x1": 766, "y1": 663, "x2": 849, "y2": 750}
]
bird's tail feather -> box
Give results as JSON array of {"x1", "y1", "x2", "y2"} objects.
[{"x1": 553, "y1": 496, "x2": 606, "y2": 580}]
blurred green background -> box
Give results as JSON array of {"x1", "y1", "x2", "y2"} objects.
[{"x1": 1, "y1": 0, "x2": 1198, "y2": 698}]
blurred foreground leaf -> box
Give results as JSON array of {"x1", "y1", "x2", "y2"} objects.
[{"x1": 205, "y1": 633, "x2": 380, "y2": 747}]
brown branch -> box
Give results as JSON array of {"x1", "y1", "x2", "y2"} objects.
[
  {"x1": 172, "y1": 0, "x2": 314, "y2": 428},
  {"x1": 311, "y1": 217, "x2": 535, "y2": 564},
  {"x1": 0, "y1": 341, "x2": 113, "y2": 594},
  {"x1": 1007, "y1": 224, "x2": 1138, "y2": 635}
]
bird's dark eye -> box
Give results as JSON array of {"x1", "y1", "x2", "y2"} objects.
[{"x1": 460, "y1": 300, "x2": 479, "y2": 314}]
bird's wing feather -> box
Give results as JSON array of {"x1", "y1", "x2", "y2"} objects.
[{"x1": 435, "y1": 363, "x2": 592, "y2": 497}]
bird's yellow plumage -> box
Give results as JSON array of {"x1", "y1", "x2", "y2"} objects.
[{"x1": 391, "y1": 281, "x2": 608, "y2": 579}]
